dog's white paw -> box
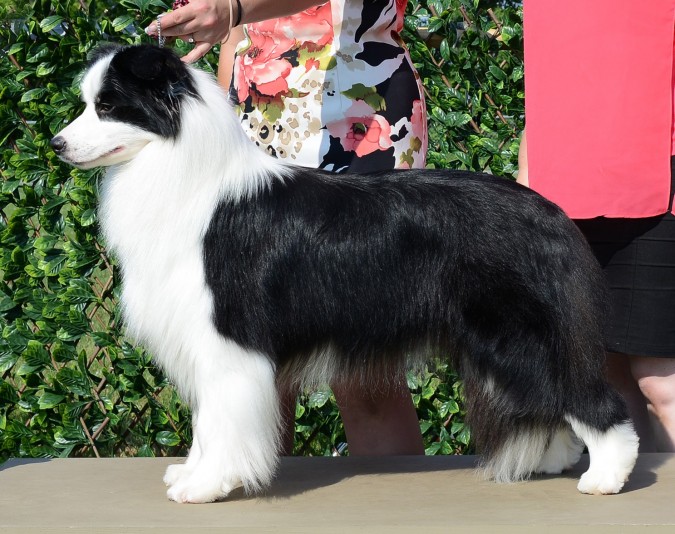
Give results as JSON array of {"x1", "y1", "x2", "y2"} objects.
[
  {"x1": 166, "y1": 470, "x2": 240, "y2": 503},
  {"x1": 167, "y1": 478, "x2": 231, "y2": 503},
  {"x1": 566, "y1": 419, "x2": 638, "y2": 495},
  {"x1": 577, "y1": 468, "x2": 628, "y2": 495},
  {"x1": 163, "y1": 463, "x2": 192, "y2": 487}
]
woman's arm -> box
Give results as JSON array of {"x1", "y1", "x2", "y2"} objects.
[
  {"x1": 217, "y1": 25, "x2": 245, "y2": 90},
  {"x1": 146, "y1": 0, "x2": 322, "y2": 63}
]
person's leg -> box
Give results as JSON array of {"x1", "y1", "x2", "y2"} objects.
[
  {"x1": 606, "y1": 352, "x2": 656, "y2": 452},
  {"x1": 628, "y1": 354, "x2": 675, "y2": 452},
  {"x1": 332, "y1": 380, "x2": 424, "y2": 456}
]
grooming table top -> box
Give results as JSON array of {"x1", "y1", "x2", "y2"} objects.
[{"x1": 1, "y1": 454, "x2": 674, "y2": 533}]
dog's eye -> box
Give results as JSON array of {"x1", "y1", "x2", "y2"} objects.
[{"x1": 97, "y1": 102, "x2": 115, "y2": 114}]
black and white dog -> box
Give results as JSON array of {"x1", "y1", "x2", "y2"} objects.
[{"x1": 52, "y1": 44, "x2": 638, "y2": 503}]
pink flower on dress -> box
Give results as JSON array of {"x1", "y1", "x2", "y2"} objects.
[
  {"x1": 327, "y1": 101, "x2": 393, "y2": 157},
  {"x1": 235, "y1": 23, "x2": 294, "y2": 101},
  {"x1": 284, "y1": 3, "x2": 334, "y2": 50},
  {"x1": 236, "y1": 4, "x2": 333, "y2": 101},
  {"x1": 395, "y1": 0, "x2": 408, "y2": 31}
]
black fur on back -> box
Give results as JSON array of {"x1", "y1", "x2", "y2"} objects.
[{"x1": 202, "y1": 168, "x2": 628, "y2": 459}]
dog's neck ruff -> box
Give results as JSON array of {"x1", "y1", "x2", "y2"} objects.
[{"x1": 107, "y1": 66, "x2": 288, "y2": 202}]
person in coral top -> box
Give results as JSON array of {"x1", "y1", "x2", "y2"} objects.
[
  {"x1": 150, "y1": 0, "x2": 428, "y2": 456},
  {"x1": 521, "y1": 0, "x2": 675, "y2": 451}
]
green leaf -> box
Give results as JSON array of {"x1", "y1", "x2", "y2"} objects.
[
  {"x1": 488, "y1": 65, "x2": 507, "y2": 81},
  {"x1": 79, "y1": 208, "x2": 97, "y2": 227},
  {"x1": 91, "y1": 331, "x2": 116, "y2": 347},
  {"x1": 307, "y1": 388, "x2": 332, "y2": 409},
  {"x1": 425, "y1": 441, "x2": 442, "y2": 455},
  {"x1": 56, "y1": 368, "x2": 90, "y2": 397},
  {"x1": 33, "y1": 236, "x2": 59, "y2": 252},
  {"x1": 439, "y1": 398, "x2": 459, "y2": 417},
  {"x1": 451, "y1": 422, "x2": 471, "y2": 445},
  {"x1": 0, "y1": 291, "x2": 16, "y2": 312},
  {"x1": 112, "y1": 15, "x2": 135, "y2": 32},
  {"x1": 439, "y1": 38, "x2": 451, "y2": 62},
  {"x1": 39, "y1": 15, "x2": 65, "y2": 33},
  {"x1": 26, "y1": 45, "x2": 50, "y2": 63},
  {"x1": 36, "y1": 63, "x2": 57, "y2": 77},
  {"x1": 42, "y1": 254, "x2": 67, "y2": 276},
  {"x1": 137, "y1": 444, "x2": 156, "y2": 457},
  {"x1": 7, "y1": 43, "x2": 23, "y2": 55},
  {"x1": 63, "y1": 279, "x2": 96, "y2": 304},
  {"x1": 20, "y1": 88, "x2": 47, "y2": 102},
  {"x1": 38, "y1": 392, "x2": 65, "y2": 410},
  {"x1": 18, "y1": 340, "x2": 51, "y2": 375},
  {"x1": 156, "y1": 431, "x2": 181, "y2": 447}
]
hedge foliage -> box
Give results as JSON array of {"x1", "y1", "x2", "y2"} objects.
[{"x1": 0, "y1": 0, "x2": 524, "y2": 462}]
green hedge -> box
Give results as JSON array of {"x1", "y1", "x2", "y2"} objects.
[{"x1": 0, "y1": 0, "x2": 524, "y2": 462}]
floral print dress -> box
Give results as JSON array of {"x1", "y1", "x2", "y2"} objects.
[{"x1": 231, "y1": 0, "x2": 427, "y2": 172}]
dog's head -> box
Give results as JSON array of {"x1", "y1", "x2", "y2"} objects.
[{"x1": 51, "y1": 44, "x2": 198, "y2": 169}]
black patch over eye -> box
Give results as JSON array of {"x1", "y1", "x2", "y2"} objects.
[{"x1": 98, "y1": 45, "x2": 201, "y2": 138}]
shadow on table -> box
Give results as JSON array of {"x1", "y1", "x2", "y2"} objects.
[
  {"x1": 257, "y1": 452, "x2": 667, "y2": 502},
  {"x1": 0, "y1": 458, "x2": 51, "y2": 473},
  {"x1": 258, "y1": 454, "x2": 477, "y2": 501}
]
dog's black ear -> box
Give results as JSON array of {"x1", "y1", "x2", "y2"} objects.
[
  {"x1": 126, "y1": 45, "x2": 187, "y2": 83},
  {"x1": 87, "y1": 42, "x2": 123, "y2": 67}
]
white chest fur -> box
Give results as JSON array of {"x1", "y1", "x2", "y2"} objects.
[{"x1": 98, "y1": 143, "x2": 224, "y2": 388}]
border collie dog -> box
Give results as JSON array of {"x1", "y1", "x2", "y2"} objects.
[{"x1": 52, "y1": 44, "x2": 638, "y2": 503}]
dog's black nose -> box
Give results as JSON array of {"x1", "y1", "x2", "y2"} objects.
[{"x1": 50, "y1": 136, "x2": 67, "y2": 154}]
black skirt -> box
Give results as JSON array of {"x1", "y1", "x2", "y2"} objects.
[{"x1": 575, "y1": 158, "x2": 675, "y2": 358}]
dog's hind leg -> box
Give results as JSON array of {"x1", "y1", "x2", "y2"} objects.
[
  {"x1": 166, "y1": 338, "x2": 281, "y2": 504},
  {"x1": 535, "y1": 426, "x2": 584, "y2": 475},
  {"x1": 463, "y1": 374, "x2": 551, "y2": 483}
]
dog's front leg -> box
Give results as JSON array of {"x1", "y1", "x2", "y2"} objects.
[
  {"x1": 166, "y1": 339, "x2": 281, "y2": 503},
  {"x1": 164, "y1": 412, "x2": 202, "y2": 488}
]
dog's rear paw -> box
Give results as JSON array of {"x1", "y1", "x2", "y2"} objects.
[{"x1": 577, "y1": 469, "x2": 628, "y2": 495}]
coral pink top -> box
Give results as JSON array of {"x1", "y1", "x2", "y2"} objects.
[{"x1": 524, "y1": 1, "x2": 675, "y2": 218}]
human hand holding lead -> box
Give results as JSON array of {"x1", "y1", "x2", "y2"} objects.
[
  {"x1": 145, "y1": 0, "x2": 323, "y2": 63},
  {"x1": 145, "y1": 0, "x2": 240, "y2": 63}
]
